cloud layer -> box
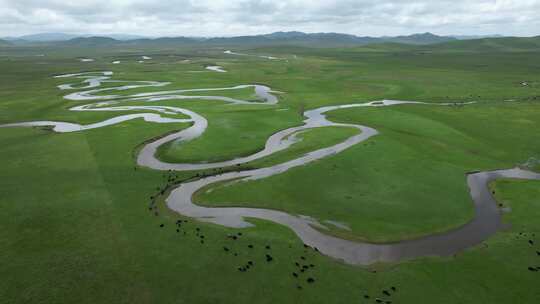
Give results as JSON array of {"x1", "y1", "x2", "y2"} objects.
[{"x1": 1, "y1": 0, "x2": 539, "y2": 37}]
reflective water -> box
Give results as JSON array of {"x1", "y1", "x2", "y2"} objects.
[{"x1": 206, "y1": 66, "x2": 227, "y2": 73}]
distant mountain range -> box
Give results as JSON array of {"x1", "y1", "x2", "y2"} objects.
[
  {"x1": 1, "y1": 31, "x2": 533, "y2": 48},
  {"x1": 2, "y1": 33, "x2": 147, "y2": 42},
  {"x1": 1, "y1": 31, "x2": 464, "y2": 45},
  {"x1": 451, "y1": 34, "x2": 504, "y2": 40}
]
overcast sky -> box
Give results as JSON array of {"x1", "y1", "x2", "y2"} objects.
[{"x1": 1, "y1": 0, "x2": 539, "y2": 37}]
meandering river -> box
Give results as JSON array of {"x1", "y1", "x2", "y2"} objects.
[{"x1": 2, "y1": 70, "x2": 539, "y2": 265}]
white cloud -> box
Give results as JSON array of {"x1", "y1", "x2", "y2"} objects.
[{"x1": 0, "y1": 0, "x2": 538, "y2": 37}]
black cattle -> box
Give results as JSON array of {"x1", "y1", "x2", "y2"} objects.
[
  {"x1": 528, "y1": 267, "x2": 537, "y2": 272},
  {"x1": 307, "y1": 277, "x2": 315, "y2": 283},
  {"x1": 292, "y1": 272, "x2": 298, "y2": 278},
  {"x1": 529, "y1": 240, "x2": 534, "y2": 245},
  {"x1": 247, "y1": 261, "x2": 253, "y2": 266},
  {"x1": 248, "y1": 245, "x2": 253, "y2": 249},
  {"x1": 159, "y1": 224, "x2": 164, "y2": 228},
  {"x1": 382, "y1": 290, "x2": 390, "y2": 296},
  {"x1": 265, "y1": 245, "x2": 271, "y2": 250},
  {"x1": 300, "y1": 256, "x2": 305, "y2": 260},
  {"x1": 364, "y1": 295, "x2": 370, "y2": 299},
  {"x1": 223, "y1": 247, "x2": 229, "y2": 252}
]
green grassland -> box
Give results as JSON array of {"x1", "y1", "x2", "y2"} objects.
[
  {"x1": 1, "y1": 40, "x2": 540, "y2": 303},
  {"x1": 199, "y1": 101, "x2": 540, "y2": 242}
]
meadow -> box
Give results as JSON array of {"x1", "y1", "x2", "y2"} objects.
[{"x1": 1, "y1": 41, "x2": 539, "y2": 303}]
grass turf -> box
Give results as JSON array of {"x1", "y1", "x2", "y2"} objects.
[{"x1": 1, "y1": 43, "x2": 540, "y2": 303}]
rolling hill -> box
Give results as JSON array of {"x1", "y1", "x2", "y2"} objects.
[
  {"x1": 5, "y1": 32, "x2": 539, "y2": 51},
  {"x1": 59, "y1": 36, "x2": 120, "y2": 47},
  {"x1": 429, "y1": 36, "x2": 540, "y2": 51},
  {"x1": 4, "y1": 31, "x2": 464, "y2": 47},
  {"x1": 384, "y1": 32, "x2": 457, "y2": 44}
]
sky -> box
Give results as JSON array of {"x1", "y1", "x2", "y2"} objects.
[{"x1": 1, "y1": 0, "x2": 539, "y2": 37}]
